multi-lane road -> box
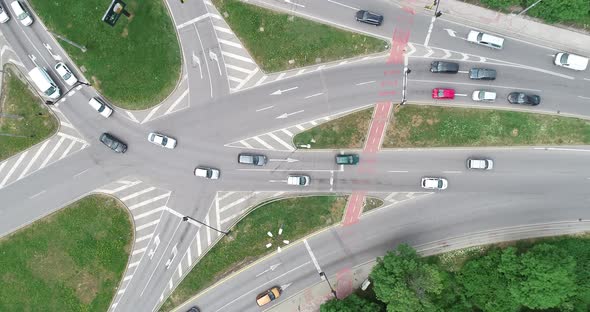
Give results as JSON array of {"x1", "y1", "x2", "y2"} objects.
[{"x1": 1, "y1": 0, "x2": 590, "y2": 311}]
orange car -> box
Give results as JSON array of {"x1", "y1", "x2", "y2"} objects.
[{"x1": 256, "y1": 286, "x2": 281, "y2": 306}]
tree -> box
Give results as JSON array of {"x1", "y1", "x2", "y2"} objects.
[
  {"x1": 370, "y1": 244, "x2": 443, "y2": 312},
  {"x1": 458, "y1": 247, "x2": 520, "y2": 312},
  {"x1": 509, "y1": 244, "x2": 577, "y2": 310},
  {"x1": 320, "y1": 294, "x2": 383, "y2": 312}
]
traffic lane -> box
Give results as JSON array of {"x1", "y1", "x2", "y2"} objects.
[
  {"x1": 166, "y1": 0, "x2": 209, "y2": 27},
  {"x1": 182, "y1": 243, "x2": 317, "y2": 312}
]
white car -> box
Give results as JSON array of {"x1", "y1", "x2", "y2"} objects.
[
  {"x1": 287, "y1": 175, "x2": 310, "y2": 186},
  {"x1": 466, "y1": 30, "x2": 504, "y2": 49},
  {"x1": 554, "y1": 52, "x2": 588, "y2": 71},
  {"x1": 467, "y1": 158, "x2": 494, "y2": 170},
  {"x1": 472, "y1": 90, "x2": 496, "y2": 102},
  {"x1": 0, "y1": 5, "x2": 10, "y2": 23},
  {"x1": 54, "y1": 62, "x2": 78, "y2": 86},
  {"x1": 10, "y1": 1, "x2": 32, "y2": 26},
  {"x1": 194, "y1": 166, "x2": 220, "y2": 180},
  {"x1": 88, "y1": 97, "x2": 113, "y2": 118},
  {"x1": 421, "y1": 177, "x2": 448, "y2": 190},
  {"x1": 147, "y1": 132, "x2": 177, "y2": 149}
]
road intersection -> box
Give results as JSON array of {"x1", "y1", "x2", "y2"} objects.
[{"x1": 1, "y1": 0, "x2": 590, "y2": 311}]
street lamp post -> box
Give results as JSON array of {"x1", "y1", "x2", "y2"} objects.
[
  {"x1": 518, "y1": 0, "x2": 542, "y2": 16},
  {"x1": 434, "y1": 0, "x2": 442, "y2": 17},
  {"x1": 182, "y1": 215, "x2": 230, "y2": 235},
  {"x1": 401, "y1": 67, "x2": 410, "y2": 105},
  {"x1": 319, "y1": 271, "x2": 338, "y2": 299}
]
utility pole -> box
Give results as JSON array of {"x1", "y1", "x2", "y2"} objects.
[
  {"x1": 182, "y1": 215, "x2": 230, "y2": 235},
  {"x1": 518, "y1": 0, "x2": 542, "y2": 16},
  {"x1": 319, "y1": 272, "x2": 338, "y2": 299}
]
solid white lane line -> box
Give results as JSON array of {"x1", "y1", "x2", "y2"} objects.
[
  {"x1": 423, "y1": 16, "x2": 436, "y2": 47},
  {"x1": 578, "y1": 96, "x2": 590, "y2": 100},
  {"x1": 584, "y1": 78, "x2": 590, "y2": 81},
  {"x1": 455, "y1": 94, "x2": 468, "y2": 97},
  {"x1": 356, "y1": 80, "x2": 375, "y2": 86},
  {"x1": 256, "y1": 105, "x2": 274, "y2": 112},
  {"x1": 443, "y1": 171, "x2": 462, "y2": 174},
  {"x1": 409, "y1": 79, "x2": 543, "y2": 92},
  {"x1": 388, "y1": 170, "x2": 409, "y2": 173},
  {"x1": 304, "y1": 239, "x2": 323, "y2": 276},
  {"x1": 205, "y1": 213, "x2": 212, "y2": 245},
  {"x1": 327, "y1": 0, "x2": 359, "y2": 10},
  {"x1": 73, "y1": 169, "x2": 89, "y2": 178}
]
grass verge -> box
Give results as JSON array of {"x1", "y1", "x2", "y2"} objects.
[
  {"x1": 293, "y1": 107, "x2": 374, "y2": 149},
  {"x1": 213, "y1": 0, "x2": 388, "y2": 72},
  {"x1": 383, "y1": 105, "x2": 590, "y2": 147},
  {"x1": 0, "y1": 67, "x2": 58, "y2": 161},
  {"x1": 362, "y1": 197, "x2": 384, "y2": 213},
  {"x1": 0, "y1": 195, "x2": 133, "y2": 312},
  {"x1": 160, "y1": 195, "x2": 346, "y2": 311},
  {"x1": 28, "y1": 0, "x2": 181, "y2": 110}
]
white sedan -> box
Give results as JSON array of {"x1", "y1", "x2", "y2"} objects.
[
  {"x1": 472, "y1": 90, "x2": 496, "y2": 102},
  {"x1": 194, "y1": 167, "x2": 220, "y2": 180},
  {"x1": 0, "y1": 5, "x2": 10, "y2": 23},
  {"x1": 147, "y1": 132, "x2": 177, "y2": 149},
  {"x1": 54, "y1": 62, "x2": 78, "y2": 86},
  {"x1": 421, "y1": 177, "x2": 448, "y2": 190}
]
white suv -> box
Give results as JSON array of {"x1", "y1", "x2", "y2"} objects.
[
  {"x1": 54, "y1": 62, "x2": 78, "y2": 86},
  {"x1": 467, "y1": 158, "x2": 494, "y2": 170},
  {"x1": 467, "y1": 30, "x2": 504, "y2": 49},
  {"x1": 554, "y1": 52, "x2": 588, "y2": 71}
]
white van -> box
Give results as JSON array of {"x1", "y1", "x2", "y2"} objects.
[
  {"x1": 10, "y1": 1, "x2": 32, "y2": 26},
  {"x1": 467, "y1": 30, "x2": 504, "y2": 49},
  {"x1": 88, "y1": 97, "x2": 113, "y2": 118},
  {"x1": 554, "y1": 52, "x2": 588, "y2": 71},
  {"x1": 28, "y1": 67, "x2": 60, "y2": 100}
]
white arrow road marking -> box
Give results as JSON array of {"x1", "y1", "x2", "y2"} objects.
[
  {"x1": 271, "y1": 86, "x2": 298, "y2": 95},
  {"x1": 209, "y1": 50, "x2": 222, "y2": 76},
  {"x1": 284, "y1": 0, "x2": 305, "y2": 8},
  {"x1": 455, "y1": 94, "x2": 468, "y2": 97},
  {"x1": 269, "y1": 158, "x2": 299, "y2": 162},
  {"x1": 192, "y1": 52, "x2": 203, "y2": 79},
  {"x1": 276, "y1": 110, "x2": 304, "y2": 119},
  {"x1": 43, "y1": 43, "x2": 62, "y2": 61},
  {"x1": 148, "y1": 235, "x2": 161, "y2": 260},
  {"x1": 280, "y1": 282, "x2": 293, "y2": 291},
  {"x1": 445, "y1": 29, "x2": 457, "y2": 37},
  {"x1": 255, "y1": 263, "x2": 283, "y2": 277},
  {"x1": 165, "y1": 245, "x2": 178, "y2": 269}
]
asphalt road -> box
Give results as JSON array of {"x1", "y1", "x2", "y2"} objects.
[{"x1": 0, "y1": 0, "x2": 590, "y2": 311}]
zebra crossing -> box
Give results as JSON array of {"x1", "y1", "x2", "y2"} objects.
[
  {"x1": 364, "y1": 191, "x2": 434, "y2": 214},
  {"x1": 406, "y1": 42, "x2": 515, "y2": 66},
  {"x1": 225, "y1": 105, "x2": 372, "y2": 151},
  {"x1": 0, "y1": 107, "x2": 87, "y2": 190}
]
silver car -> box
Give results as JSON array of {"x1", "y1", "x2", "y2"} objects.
[
  {"x1": 194, "y1": 166, "x2": 220, "y2": 180},
  {"x1": 148, "y1": 132, "x2": 177, "y2": 149}
]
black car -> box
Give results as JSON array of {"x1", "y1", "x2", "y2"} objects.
[
  {"x1": 355, "y1": 10, "x2": 383, "y2": 26},
  {"x1": 187, "y1": 307, "x2": 200, "y2": 312},
  {"x1": 469, "y1": 68, "x2": 496, "y2": 80},
  {"x1": 507, "y1": 92, "x2": 541, "y2": 106},
  {"x1": 430, "y1": 61, "x2": 459, "y2": 73},
  {"x1": 99, "y1": 133, "x2": 127, "y2": 153},
  {"x1": 238, "y1": 153, "x2": 267, "y2": 166}
]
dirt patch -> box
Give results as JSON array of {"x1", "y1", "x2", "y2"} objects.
[
  {"x1": 75, "y1": 271, "x2": 100, "y2": 304},
  {"x1": 511, "y1": 128, "x2": 519, "y2": 136},
  {"x1": 91, "y1": 76, "x2": 101, "y2": 90},
  {"x1": 121, "y1": 27, "x2": 129, "y2": 38},
  {"x1": 411, "y1": 115, "x2": 423, "y2": 127},
  {"x1": 426, "y1": 118, "x2": 439, "y2": 125}
]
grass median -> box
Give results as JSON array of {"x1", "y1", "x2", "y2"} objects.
[
  {"x1": 383, "y1": 105, "x2": 590, "y2": 147},
  {"x1": 0, "y1": 195, "x2": 132, "y2": 312},
  {"x1": 161, "y1": 195, "x2": 346, "y2": 311},
  {"x1": 213, "y1": 0, "x2": 388, "y2": 72},
  {"x1": 0, "y1": 67, "x2": 58, "y2": 161},
  {"x1": 28, "y1": 0, "x2": 180, "y2": 110},
  {"x1": 293, "y1": 107, "x2": 374, "y2": 149}
]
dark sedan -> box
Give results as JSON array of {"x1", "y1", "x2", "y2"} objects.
[
  {"x1": 99, "y1": 133, "x2": 127, "y2": 153},
  {"x1": 507, "y1": 92, "x2": 541, "y2": 105},
  {"x1": 469, "y1": 68, "x2": 496, "y2": 80},
  {"x1": 355, "y1": 10, "x2": 383, "y2": 26},
  {"x1": 430, "y1": 61, "x2": 459, "y2": 73}
]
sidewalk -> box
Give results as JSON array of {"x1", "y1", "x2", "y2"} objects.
[{"x1": 399, "y1": 0, "x2": 590, "y2": 55}]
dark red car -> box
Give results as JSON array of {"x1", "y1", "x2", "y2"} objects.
[{"x1": 432, "y1": 88, "x2": 455, "y2": 99}]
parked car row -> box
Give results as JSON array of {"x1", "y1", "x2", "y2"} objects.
[{"x1": 0, "y1": 1, "x2": 33, "y2": 26}]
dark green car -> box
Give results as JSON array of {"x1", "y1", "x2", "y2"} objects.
[{"x1": 335, "y1": 154, "x2": 359, "y2": 165}]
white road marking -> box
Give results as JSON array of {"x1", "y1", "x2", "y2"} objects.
[
  {"x1": 219, "y1": 192, "x2": 260, "y2": 213},
  {"x1": 165, "y1": 89, "x2": 189, "y2": 115},
  {"x1": 256, "y1": 105, "x2": 274, "y2": 112},
  {"x1": 271, "y1": 86, "x2": 298, "y2": 95},
  {"x1": 142, "y1": 105, "x2": 161, "y2": 124},
  {"x1": 176, "y1": 13, "x2": 212, "y2": 29},
  {"x1": 304, "y1": 239, "x2": 323, "y2": 276},
  {"x1": 534, "y1": 147, "x2": 590, "y2": 152},
  {"x1": 29, "y1": 190, "x2": 46, "y2": 199},
  {"x1": 388, "y1": 170, "x2": 409, "y2": 173},
  {"x1": 95, "y1": 180, "x2": 141, "y2": 195},
  {"x1": 221, "y1": 51, "x2": 255, "y2": 63},
  {"x1": 134, "y1": 206, "x2": 166, "y2": 220},
  {"x1": 584, "y1": 78, "x2": 590, "y2": 81},
  {"x1": 126, "y1": 111, "x2": 140, "y2": 123},
  {"x1": 277, "y1": 73, "x2": 286, "y2": 80},
  {"x1": 254, "y1": 75, "x2": 268, "y2": 86},
  {"x1": 0, "y1": 151, "x2": 28, "y2": 187},
  {"x1": 356, "y1": 80, "x2": 375, "y2": 86},
  {"x1": 128, "y1": 192, "x2": 171, "y2": 210},
  {"x1": 218, "y1": 38, "x2": 242, "y2": 49},
  {"x1": 276, "y1": 110, "x2": 304, "y2": 119},
  {"x1": 327, "y1": 0, "x2": 358, "y2": 10},
  {"x1": 215, "y1": 194, "x2": 221, "y2": 237},
  {"x1": 239, "y1": 140, "x2": 253, "y2": 149},
  {"x1": 445, "y1": 28, "x2": 457, "y2": 37},
  {"x1": 424, "y1": 47, "x2": 434, "y2": 58},
  {"x1": 197, "y1": 231, "x2": 202, "y2": 256},
  {"x1": 253, "y1": 136, "x2": 275, "y2": 149},
  {"x1": 132, "y1": 247, "x2": 147, "y2": 256},
  {"x1": 442, "y1": 171, "x2": 462, "y2": 174},
  {"x1": 73, "y1": 168, "x2": 89, "y2": 178},
  {"x1": 136, "y1": 219, "x2": 160, "y2": 231},
  {"x1": 194, "y1": 24, "x2": 214, "y2": 98},
  {"x1": 135, "y1": 233, "x2": 153, "y2": 243},
  {"x1": 282, "y1": 129, "x2": 293, "y2": 137},
  {"x1": 214, "y1": 261, "x2": 311, "y2": 312},
  {"x1": 455, "y1": 94, "x2": 468, "y2": 97},
  {"x1": 56, "y1": 132, "x2": 87, "y2": 144},
  {"x1": 409, "y1": 79, "x2": 543, "y2": 92},
  {"x1": 458, "y1": 70, "x2": 469, "y2": 73},
  {"x1": 578, "y1": 96, "x2": 590, "y2": 100},
  {"x1": 304, "y1": 92, "x2": 323, "y2": 99},
  {"x1": 218, "y1": 191, "x2": 236, "y2": 201},
  {"x1": 39, "y1": 136, "x2": 65, "y2": 169},
  {"x1": 284, "y1": 0, "x2": 305, "y2": 8},
  {"x1": 205, "y1": 213, "x2": 212, "y2": 245},
  {"x1": 268, "y1": 180, "x2": 287, "y2": 183},
  {"x1": 423, "y1": 17, "x2": 436, "y2": 47},
  {"x1": 268, "y1": 132, "x2": 294, "y2": 150}
]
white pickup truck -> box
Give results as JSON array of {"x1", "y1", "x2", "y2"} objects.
[{"x1": 467, "y1": 158, "x2": 494, "y2": 170}]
